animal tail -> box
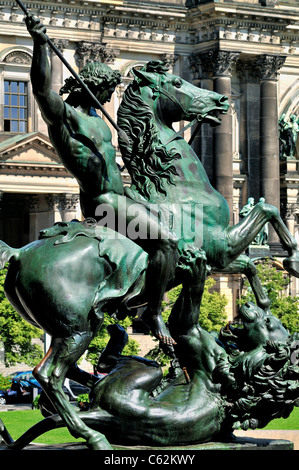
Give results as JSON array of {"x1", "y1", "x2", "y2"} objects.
[
  {"x1": 0, "y1": 241, "x2": 19, "y2": 269},
  {"x1": 0, "y1": 414, "x2": 64, "y2": 450}
]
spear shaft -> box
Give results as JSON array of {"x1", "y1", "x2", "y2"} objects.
[{"x1": 15, "y1": 0, "x2": 130, "y2": 145}]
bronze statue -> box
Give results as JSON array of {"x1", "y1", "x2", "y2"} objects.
[{"x1": 1, "y1": 251, "x2": 299, "y2": 450}]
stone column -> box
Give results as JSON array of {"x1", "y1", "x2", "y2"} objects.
[
  {"x1": 237, "y1": 56, "x2": 261, "y2": 203},
  {"x1": 49, "y1": 39, "x2": 69, "y2": 94},
  {"x1": 189, "y1": 52, "x2": 215, "y2": 182},
  {"x1": 256, "y1": 54, "x2": 286, "y2": 244},
  {"x1": 212, "y1": 51, "x2": 240, "y2": 224}
]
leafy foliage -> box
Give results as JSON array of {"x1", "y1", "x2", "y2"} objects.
[
  {"x1": 146, "y1": 276, "x2": 228, "y2": 366},
  {"x1": 0, "y1": 267, "x2": 43, "y2": 367},
  {"x1": 238, "y1": 259, "x2": 299, "y2": 333},
  {"x1": 160, "y1": 277, "x2": 228, "y2": 332},
  {"x1": 85, "y1": 315, "x2": 140, "y2": 367},
  {"x1": 0, "y1": 373, "x2": 12, "y2": 391}
]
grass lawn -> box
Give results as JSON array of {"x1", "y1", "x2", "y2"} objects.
[
  {"x1": 263, "y1": 406, "x2": 299, "y2": 430},
  {"x1": 0, "y1": 406, "x2": 299, "y2": 446},
  {"x1": 0, "y1": 409, "x2": 84, "y2": 445}
]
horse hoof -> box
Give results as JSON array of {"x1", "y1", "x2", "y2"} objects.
[
  {"x1": 87, "y1": 434, "x2": 113, "y2": 450},
  {"x1": 283, "y1": 256, "x2": 299, "y2": 278}
]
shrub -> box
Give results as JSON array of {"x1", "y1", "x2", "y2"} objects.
[{"x1": 0, "y1": 373, "x2": 11, "y2": 391}]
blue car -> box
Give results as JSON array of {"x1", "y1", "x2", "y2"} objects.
[
  {"x1": 0, "y1": 370, "x2": 97, "y2": 405},
  {"x1": 0, "y1": 371, "x2": 42, "y2": 405}
]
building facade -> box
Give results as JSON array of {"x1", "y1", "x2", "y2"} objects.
[{"x1": 0, "y1": 0, "x2": 298, "y2": 318}]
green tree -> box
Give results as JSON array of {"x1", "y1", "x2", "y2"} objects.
[
  {"x1": 85, "y1": 315, "x2": 140, "y2": 368},
  {"x1": 160, "y1": 277, "x2": 228, "y2": 332},
  {"x1": 146, "y1": 276, "x2": 228, "y2": 367},
  {"x1": 239, "y1": 259, "x2": 299, "y2": 334},
  {"x1": 0, "y1": 267, "x2": 43, "y2": 367}
]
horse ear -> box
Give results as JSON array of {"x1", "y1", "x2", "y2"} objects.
[{"x1": 131, "y1": 67, "x2": 155, "y2": 85}]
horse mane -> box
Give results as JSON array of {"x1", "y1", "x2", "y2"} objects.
[{"x1": 117, "y1": 80, "x2": 179, "y2": 199}]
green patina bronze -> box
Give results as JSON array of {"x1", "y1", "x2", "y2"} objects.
[
  {"x1": 1, "y1": 14, "x2": 299, "y2": 450},
  {"x1": 1, "y1": 251, "x2": 299, "y2": 449}
]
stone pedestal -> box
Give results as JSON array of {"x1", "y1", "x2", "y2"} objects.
[{"x1": 0, "y1": 436, "x2": 293, "y2": 451}]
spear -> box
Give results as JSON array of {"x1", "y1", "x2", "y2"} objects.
[{"x1": 15, "y1": 0, "x2": 130, "y2": 145}]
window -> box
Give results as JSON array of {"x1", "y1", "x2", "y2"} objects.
[{"x1": 4, "y1": 80, "x2": 28, "y2": 132}]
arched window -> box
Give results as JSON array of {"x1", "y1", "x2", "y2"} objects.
[{"x1": 1, "y1": 48, "x2": 32, "y2": 134}]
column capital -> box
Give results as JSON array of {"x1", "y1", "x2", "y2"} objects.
[
  {"x1": 189, "y1": 52, "x2": 214, "y2": 80},
  {"x1": 190, "y1": 51, "x2": 240, "y2": 80},
  {"x1": 212, "y1": 51, "x2": 240, "y2": 77},
  {"x1": 256, "y1": 54, "x2": 286, "y2": 81},
  {"x1": 159, "y1": 53, "x2": 179, "y2": 69},
  {"x1": 46, "y1": 193, "x2": 79, "y2": 212},
  {"x1": 49, "y1": 39, "x2": 69, "y2": 54},
  {"x1": 76, "y1": 42, "x2": 120, "y2": 67},
  {"x1": 237, "y1": 57, "x2": 260, "y2": 84}
]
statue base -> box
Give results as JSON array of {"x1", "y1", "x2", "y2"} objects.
[
  {"x1": 247, "y1": 245, "x2": 271, "y2": 259},
  {"x1": 0, "y1": 435, "x2": 293, "y2": 451}
]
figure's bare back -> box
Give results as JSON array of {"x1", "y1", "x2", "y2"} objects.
[{"x1": 48, "y1": 102, "x2": 124, "y2": 200}]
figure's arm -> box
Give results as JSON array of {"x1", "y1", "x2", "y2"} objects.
[
  {"x1": 25, "y1": 15, "x2": 64, "y2": 126},
  {"x1": 168, "y1": 249, "x2": 208, "y2": 338}
]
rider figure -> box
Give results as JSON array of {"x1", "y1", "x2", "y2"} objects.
[{"x1": 26, "y1": 15, "x2": 178, "y2": 348}]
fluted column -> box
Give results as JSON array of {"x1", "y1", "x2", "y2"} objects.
[
  {"x1": 237, "y1": 57, "x2": 261, "y2": 202},
  {"x1": 49, "y1": 39, "x2": 69, "y2": 94},
  {"x1": 212, "y1": 51, "x2": 240, "y2": 224},
  {"x1": 256, "y1": 55, "x2": 286, "y2": 244},
  {"x1": 189, "y1": 52, "x2": 215, "y2": 182}
]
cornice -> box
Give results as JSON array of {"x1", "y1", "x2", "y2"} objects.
[{"x1": 0, "y1": 0, "x2": 298, "y2": 58}]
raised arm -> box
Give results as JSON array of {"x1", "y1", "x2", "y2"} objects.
[{"x1": 25, "y1": 15, "x2": 65, "y2": 126}]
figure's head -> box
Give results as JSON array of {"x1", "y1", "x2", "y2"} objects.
[
  {"x1": 235, "y1": 302, "x2": 290, "y2": 351},
  {"x1": 60, "y1": 62, "x2": 122, "y2": 107}
]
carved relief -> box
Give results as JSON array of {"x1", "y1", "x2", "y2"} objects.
[
  {"x1": 3, "y1": 51, "x2": 31, "y2": 64},
  {"x1": 76, "y1": 42, "x2": 120, "y2": 66}
]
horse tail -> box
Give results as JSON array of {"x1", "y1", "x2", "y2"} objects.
[{"x1": 0, "y1": 241, "x2": 19, "y2": 269}]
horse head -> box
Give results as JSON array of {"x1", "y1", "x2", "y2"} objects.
[{"x1": 131, "y1": 61, "x2": 230, "y2": 126}]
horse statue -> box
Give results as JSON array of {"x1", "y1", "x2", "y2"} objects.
[
  {"x1": 0, "y1": 219, "x2": 149, "y2": 449},
  {"x1": 1, "y1": 252, "x2": 299, "y2": 450},
  {"x1": 117, "y1": 61, "x2": 299, "y2": 314}
]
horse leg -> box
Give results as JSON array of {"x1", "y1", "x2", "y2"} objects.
[
  {"x1": 97, "y1": 193, "x2": 179, "y2": 346},
  {"x1": 33, "y1": 333, "x2": 112, "y2": 450},
  {"x1": 226, "y1": 202, "x2": 299, "y2": 277},
  {"x1": 214, "y1": 254, "x2": 271, "y2": 314}
]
